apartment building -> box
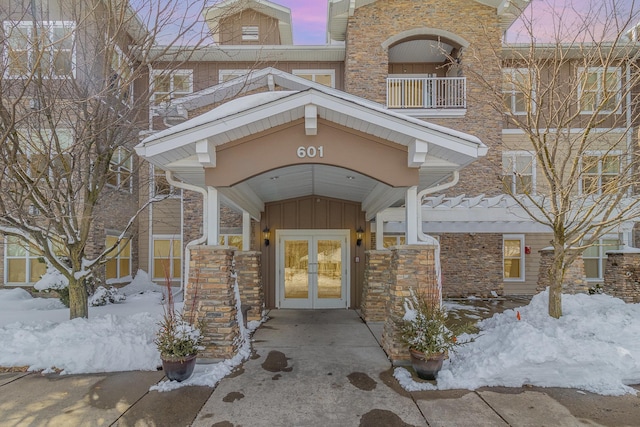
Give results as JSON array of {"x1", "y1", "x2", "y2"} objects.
[{"x1": 3, "y1": 0, "x2": 639, "y2": 321}]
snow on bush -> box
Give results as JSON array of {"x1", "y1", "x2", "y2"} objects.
[
  {"x1": 34, "y1": 265, "x2": 69, "y2": 291},
  {"x1": 89, "y1": 286, "x2": 126, "y2": 307}
]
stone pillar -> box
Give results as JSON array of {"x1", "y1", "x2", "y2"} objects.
[
  {"x1": 187, "y1": 246, "x2": 239, "y2": 360},
  {"x1": 382, "y1": 244, "x2": 437, "y2": 363},
  {"x1": 536, "y1": 248, "x2": 587, "y2": 294},
  {"x1": 361, "y1": 250, "x2": 392, "y2": 322},
  {"x1": 603, "y1": 251, "x2": 640, "y2": 303},
  {"x1": 234, "y1": 251, "x2": 264, "y2": 322}
]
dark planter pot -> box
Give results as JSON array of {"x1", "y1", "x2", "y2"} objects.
[
  {"x1": 161, "y1": 354, "x2": 197, "y2": 382},
  {"x1": 409, "y1": 349, "x2": 446, "y2": 380}
]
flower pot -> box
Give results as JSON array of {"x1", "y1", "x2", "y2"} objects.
[
  {"x1": 161, "y1": 354, "x2": 197, "y2": 382},
  {"x1": 409, "y1": 349, "x2": 446, "y2": 380}
]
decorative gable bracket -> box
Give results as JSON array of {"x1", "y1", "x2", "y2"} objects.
[{"x1": 408, "y1": 139, "x2": 428, "y2": 167}]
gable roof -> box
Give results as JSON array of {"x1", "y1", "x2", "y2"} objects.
[
  {"x1": 136, "y1": 69, "x2": 487, "y2": 219},
  {"x1": 203, "y1": 0, "x2": 293, "y2": 44}
]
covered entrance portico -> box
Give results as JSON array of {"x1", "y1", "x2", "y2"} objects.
[{"x1": 135, "y1": 68, "x2": 487, "y2": 360}]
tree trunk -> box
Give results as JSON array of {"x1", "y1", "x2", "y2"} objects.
[
  {"x1": 68, "y1": 277, "x2": 88, "y2": 319},
  {"x1": 547, "y1": 253, "x2": 564, "y2": 319}
]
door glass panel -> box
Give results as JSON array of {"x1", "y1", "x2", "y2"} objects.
[
  {"x1": 317, "y1": 239, "x2": 342, "y2": 299},
  {"x1": 284, "y1": 240, "x2": 309, "y2": 299}
]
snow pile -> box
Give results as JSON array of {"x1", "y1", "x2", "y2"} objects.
[
  {"x1": 395, "y1": 290, "x2": 640, "y2": 396},
  {"x1": 120, "y1": 270, "x2": 174, "y2": 297}
]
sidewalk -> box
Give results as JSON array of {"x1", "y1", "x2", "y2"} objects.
[{"x1": 1, "y1": 309, "x2": 639, "y2": 426}]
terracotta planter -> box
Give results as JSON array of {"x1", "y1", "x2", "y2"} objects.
[
  {"x1": 409, "y1": 349, "x2": 446, "y2": 380},
  {"x1": 161, "y1": 354, "x2": 197, "y2": 382}
]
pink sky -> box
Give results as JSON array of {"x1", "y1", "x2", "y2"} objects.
[{"x1": 270, "y1": 0, "x2": 638, "y2": 45}]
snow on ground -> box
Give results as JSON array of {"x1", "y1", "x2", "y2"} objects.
[{"x1": 0, "y1": 277, "x2": 639, "y2": 395}]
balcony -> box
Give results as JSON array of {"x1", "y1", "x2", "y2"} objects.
[{"x1": 386, "y1": 77, "x2": 466, "y2": 115}]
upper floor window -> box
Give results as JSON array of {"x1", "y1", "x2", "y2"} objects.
[
  {"x1": 293, "y1": 70, "x2": 336, "y2": 88},
  {"x1": 3, "y1": 21, "x2": 75, "y2": 78},
  {"x1": 502, "y1": 68, "x2": 534, "y2": 115},
  {"x1": 107, "y1": 147, "x2": 132, "y2": 192},
  {"x1": 578, "y1": 67, "x2": 621, "y2": 114},
  {"x1": 152, "y1": 69, "x2": 193, "y2": 105},
  {"x1": 580, "y1": 152, "x2": 621, "y2": 196},
  {"x1": 108, "y1": 45, "x2": 133, "y2": 104},
  {"x1": 16, "y1": 128, "x2": 73, "y2": 179},
  {"x1": 241, "y1": 26, "x2": 259, "y2": 41},
  {"x1": 502, "y1": 151, "x2": 535, "y2": 195}
]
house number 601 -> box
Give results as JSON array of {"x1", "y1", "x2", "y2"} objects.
[{"x1": 297, "y1": 146, "x2": 324, "y2": 158}]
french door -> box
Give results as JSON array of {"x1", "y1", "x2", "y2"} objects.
[{"x1": 276, "y1": 230, "x2": 349, "y2": 309}]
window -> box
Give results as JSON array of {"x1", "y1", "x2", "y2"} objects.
[
  {"x1": 502, "y1": 68, "x2": 534, "y2": 115},
  {"x1": 218, "y1": 234, "x2": 243, "y2": 250},
  {"x1": 502, "y1": 151, "x2": 535, "y2": 195},
  {"x1": 219, "y1": 69, "x2": 250, "y2": 83},
  {"x1": 105, "y1": 235, "x2": 131, "y2": 280},
  {"x1": 153, "y1": 236, "x2": 182, "y2": 280},
  {"x1": 4, "y1": 236, "x2": 47, "y2": 284},
  {"x1": 241, "y1": 26, "x2": 259, "y2": 41},
  {"x1": 107, "y1": 147, "x2": 132, "y2": 192},
  {"x1": 108, "y1": 45, "x2": 133, "y2": 104},
  {"x1": 578, "y1": 67, "x2": 621, "y2": 113},
  {"x1": 580, "y1": 153, "x2": 621, "y2": 196},
  {"x1": 152, "y1": 70, "x2": 193, "y2": 104},
  {"x1": 16, "y1": 128, "x2": 73, "y2": 179},
  {"x1": 3, "y1": 21, "x2": 75, "y2": 78},
  {"x1": 293, "y1": 70, "x2": 336, "y2": 88},
  {"x1": 583, "y1": 238, "x2": 620, "y2": 280},
  {"x1": 382, "y1": 235, "x2": 406, "y2": 248},
  {"x1": 152, "y1": 166, "x2": 177, "y2": 198},
  {"x1": 503, "y1": 235, "x2": 524, "y2": 281}
]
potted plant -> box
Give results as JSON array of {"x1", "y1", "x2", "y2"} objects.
[
  {"x1": 399, "y1": 286, "x2": 459, "y2": 380},
  {"x1": 154, "y1": 278, "x2": 204, "y2": 382}
]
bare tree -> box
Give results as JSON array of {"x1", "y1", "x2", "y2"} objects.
[
  {"x1": 0, "y1": 0, "x2": 222, "y2": 319},
  {"x1": 466, "y1": 0, "x2": 640, "y2": 318}
]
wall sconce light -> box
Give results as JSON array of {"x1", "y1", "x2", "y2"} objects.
[
  {"x1": 263, "y1": 227, "x2": 270, "y2": 246},
  {"x1": 356, "y1": 227, "x2": 364, "y2": 247}
]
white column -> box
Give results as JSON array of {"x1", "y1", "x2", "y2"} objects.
[
  {"x1": 375, "y1": 213, "x2": 384, "y2": 250},
  {"x1": 242, "y1": 210, "x2": 251, "y2": 251},
  {"x1": 207, "y1": 186, "x2": 220, "y2": 246},
  {"x1": 405, "y1": 186, "x2": 418, "y2": 245}
]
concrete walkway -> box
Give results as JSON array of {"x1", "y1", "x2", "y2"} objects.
[{"x1": 1, "y1": 309, "x2": 639, "y2": 426}]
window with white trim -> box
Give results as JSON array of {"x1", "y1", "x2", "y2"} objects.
[
  {"x1": 293, "y1": 70, "x2": 336, "y2": 88},
  {"x1": 241, "y1": 26, "x2": 259, "y2": 41},
  {"x1": 583, "y1": 237, "x2": 621, "y2": 280},
  {"x1": 152, "y1": 236, "x2": 182, "y2": 280},
  {"x1": 502, "y1": 151, "x2": 535, "y2": 195},
  {"x1": 578, "y1": 67, "x2": 621, "y2": 113},
  {"x1": 502, "y1": 68, "x2": 535, "y2": 115},
  {"x1": 580, "y1": 152, "x2": 621, "y2": 196},
  {"x1": 151, "y1": 69, "x2": 193, "y2": 104},
  {"x1": 3, "y1": 236, "x2": 47, "y2": 284},
  {"x1": 3, "y1": 21, "x2": 75, "y2": 78},
  {"x1": 16, "y1": 128, "x2": 73, "y2": 179},
  {"x1": 218, "y1": 234, "x2": 243, "y2": 250},
  {"x1": 108, "y1": 45, "x2": 133, "y2": 104},
  {"x1": 382, "y1": 235, "x2": 406, "y2": 249},
  {"x1": 107, "y1": 147, "x2": 132, "y2": 192},
  {"x1": 503, "y1": 235, "x2": 524, "y2": 281},
  {"x1": 105, "y1": 235, "x2": 131, "y2": 280}
]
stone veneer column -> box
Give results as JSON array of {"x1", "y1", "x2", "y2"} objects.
[
  {"x1": 186, "y1": 246, "x2": 239, "y2": 360},
  {"x1": 381, "y1": 244, "x2": 437, "y2": 363},
  {"x1": 234, "y1": 251, "x2": 264, "y2": 322},
  {"x1": 603, "y1": 250, "x2": 640, "y2": 303},
  {"x1": 361, "y1": 250, "x2": 392, "y2": 322},
  {"x1": 536, "y1": 248, "x2": 587, "y2": 294}
]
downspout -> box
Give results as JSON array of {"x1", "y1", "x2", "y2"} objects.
[
  {"x1": 624, "y1": 63, "x2": 633, "y2": 246},
  {"x1": 415, "y1": 171, "x2": 460, "y2": 304},
  {"x1": 165, "y1": 171, "x2": 208, "y2": 299}
]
